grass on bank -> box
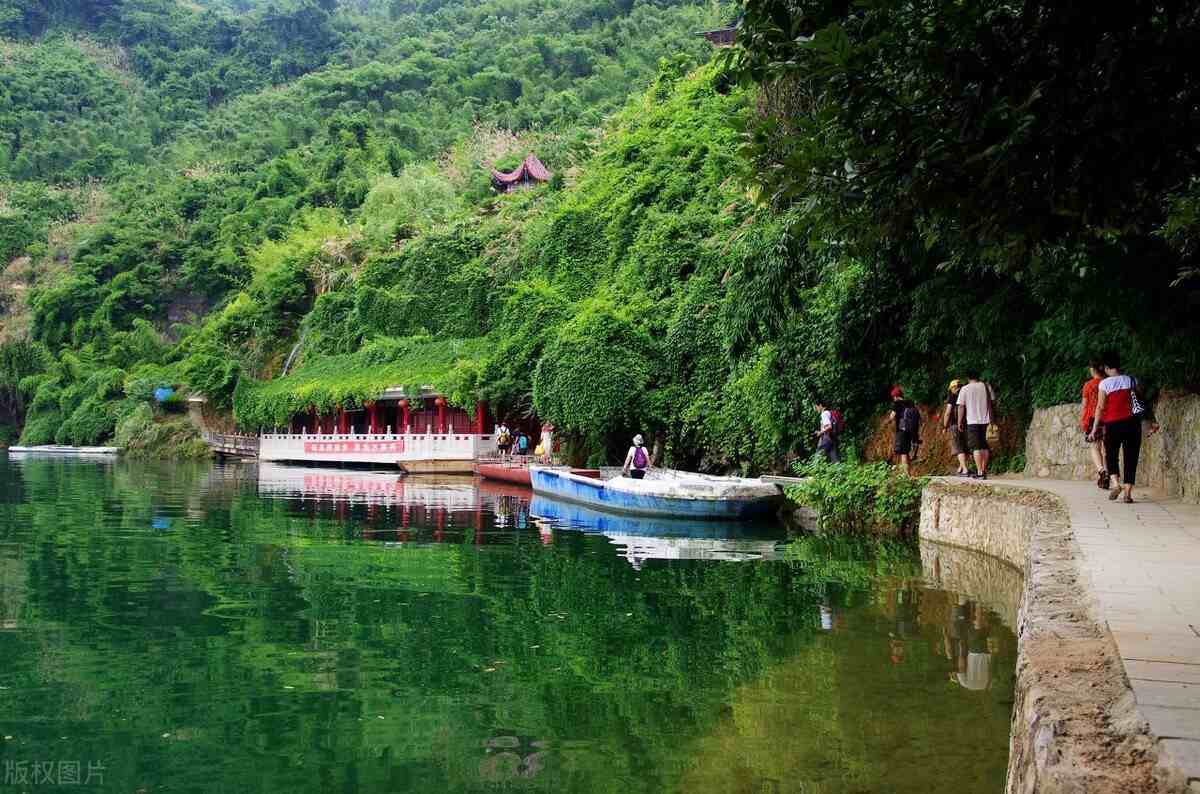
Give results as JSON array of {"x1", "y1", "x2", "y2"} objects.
[{"x1": 787, "y1": 459, "x2": 928, "y2": 536}]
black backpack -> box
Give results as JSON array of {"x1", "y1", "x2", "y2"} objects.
[{"x1": 899, "y1": 402, "x2": 921, "y2": 435}]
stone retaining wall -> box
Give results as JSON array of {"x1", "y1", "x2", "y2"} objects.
[
  {"x1": 919, "y1": 540, "x2": 1024, "y2": 630},
  {"x1": 1024, "y1": 391, "x2": 1200, "y2": 502},
  {"x1": 919, "y1": 482, "x2": 1188, "y2": 794}
]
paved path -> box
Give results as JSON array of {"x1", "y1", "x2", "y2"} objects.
[{"x1": 993, "y1": 478, "x2": 1200, "y2": 785}]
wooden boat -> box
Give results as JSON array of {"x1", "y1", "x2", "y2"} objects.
[
  {"x1": 476, "y1": 457, "x2": 599, "y2": 488},
  {"x1": 476, "y1": 458, "x2": 534, "y2": 486},
  {"x1": 528, "y1": 466, "x2": 782, "y2": 521}
]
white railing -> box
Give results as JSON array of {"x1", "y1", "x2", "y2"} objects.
[{"x1": 259, "y1": 430, "x2": 496, "y2": 465}]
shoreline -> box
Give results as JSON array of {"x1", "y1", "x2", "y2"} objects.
[{"x1": 919, "y1": 481, "x2": 1190, "y2": 793}]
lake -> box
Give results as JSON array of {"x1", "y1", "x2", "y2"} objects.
[{"x1": 0, "y1": 457, "x2": 1018, "y2": 792}]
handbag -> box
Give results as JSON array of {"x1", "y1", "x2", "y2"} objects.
[{"x1": 1130, "y1": 378, "x2": 1148, "y2": 421}]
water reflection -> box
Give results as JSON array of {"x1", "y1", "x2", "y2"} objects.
[
  {"x1": 0, "y1": 458, "x2": 1019, "y2": 794},
  {"x1": 530, "y1": 495, "x2": 787, "y2": 567}
]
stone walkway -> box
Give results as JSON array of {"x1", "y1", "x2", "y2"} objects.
[{"x1": 995, "y1": 477, "x2": 1200, "y2": 786}]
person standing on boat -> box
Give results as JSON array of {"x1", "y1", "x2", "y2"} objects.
[
  {"x1": 623, "y1": 434, "x2": 652, "y2": 480},
  {"x1": 539, "y1": 421, "x2": 554, "y2": 463}
]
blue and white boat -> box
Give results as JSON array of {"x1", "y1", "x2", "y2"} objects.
[{"x1": 528, "y1": 466, "x2": 782, "y2": 521}]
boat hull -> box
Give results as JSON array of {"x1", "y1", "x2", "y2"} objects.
[
  {"x1": 529, "y1": 468, "x2": 780, "y2": 521},
  {"x1": 476, "y1": 462, "x2": 532, "y2": 486},
  {"x1": 8, "y1": 445, "x2": 119, "y2": 455}
]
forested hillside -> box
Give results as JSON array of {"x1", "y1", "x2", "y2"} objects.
[
  {"x1": 0, "y1": 0, "x2": 724, "y2": 452},
  {"x1": 3, "y1": 0, "x2": 1200, "y2": 472}
]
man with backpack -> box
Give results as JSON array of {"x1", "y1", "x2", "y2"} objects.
[
  {"x1": 496, "y1": 421, "x2": 512, "y2": 458},
  {"x1": 814, "y1": 400, "x2": 843, "y2": 463},
  {"x1": 890, "y1": 386, "x2": 921, "y2": 475},
  {"x1": 622, "y1": 434, "x2": 652, "y2": 479},
  {"x1": 957, "y1": 371, "x2": 996, "y2": 480}
]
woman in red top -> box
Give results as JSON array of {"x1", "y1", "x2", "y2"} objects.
[
  {"x1": 1080, "y1": 360, "x2": 1107, "y2": 489},
  {"x1": 1088, "y1": 351, "x2": 1151, "y2": 503}
]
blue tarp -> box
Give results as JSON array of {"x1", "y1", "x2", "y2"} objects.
[{"x1": 153, "y1": 387, "x2": 175, "y2": 403}]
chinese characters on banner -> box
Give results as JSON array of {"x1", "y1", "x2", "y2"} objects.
[{"x1": 302, "y1": 440, "x2": 407, "y2": 455}]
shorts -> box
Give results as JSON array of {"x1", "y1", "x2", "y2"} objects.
[
  {"x1": 948, "y1": 427, "x2": 967, "y2": 456},
  {"x1": 966, "y1": 424, "x2": 989, "y2": 452},
  {"x1": 630, "y1": 469, "x2": 646, "y2": 480},
  {"x1": 894, "y1": 430, "x2": 915, "y2": 456}
]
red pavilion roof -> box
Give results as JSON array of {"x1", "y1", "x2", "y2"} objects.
[{"x1": 491, "y1": 153, "x2": 552, "y2": 187}]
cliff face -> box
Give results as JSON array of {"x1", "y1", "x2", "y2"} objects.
[
  {"x1": 1024, "y1": 392, "x2": 1200, "y2": 502},
  {"x1": 861, "y1": 405, "x2": 1025, "y2": 476}
]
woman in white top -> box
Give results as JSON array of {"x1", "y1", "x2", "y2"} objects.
[
  {"x1": 622, "y1": 434, "x2": 652, "y2": 480},
  {"x1": 539, "y1": 421, "x2": 554, "y2": 463}
]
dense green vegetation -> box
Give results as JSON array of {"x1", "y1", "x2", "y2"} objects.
[
  {"x1": 2, "y1": 0, "x2": 1199, "y2": 469},
  {"x1": 0, "y1": 0, "x2": 722, "y2": 451},
  {"x1": 726, "y1": 0, "x2": 1200, "y2": 411},
  {"x1": 788, "y1": 461, "x2": 929, "y2": 536}
]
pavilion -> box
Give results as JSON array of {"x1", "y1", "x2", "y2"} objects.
[{"x1": 491, "y1": 154, "x2": 552, "y2": 193}]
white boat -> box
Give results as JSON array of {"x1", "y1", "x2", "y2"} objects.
[
  {"x1": 529, "y1": 466, "x2": 782, "y2": 520},
  {"x1": 7, "y1": 445, "x2": 120, "y2": 455}
]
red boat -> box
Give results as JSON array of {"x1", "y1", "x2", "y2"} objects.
[
  {"x1": 476, "y1": 459, "x2": 533, "y2": 486},
  {"x1": 477, "y1": 459, "x2": 600, "y2": 488}
]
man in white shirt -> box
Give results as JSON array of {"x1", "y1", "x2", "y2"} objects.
[
  {"x1": 814, "y1": 400, "x2": 840, "y2": 463},
  {"x1": 956, "y1": 371, "x2": 995, "y2": 480}
]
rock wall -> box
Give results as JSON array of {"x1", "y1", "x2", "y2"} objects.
[
  {"x1": 1024, "y1": 391, "x2": 1200, "y2": 502},
  {"x1": 919, "y1": 540, "x2": 1024, "y2": 629},
  {"x1": 919, "y1": 483, "x2": 1188, "y2": 794}
]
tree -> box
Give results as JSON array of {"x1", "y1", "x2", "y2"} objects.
[{"x1": 727, "y1": 0, "x2": 1200, "y2": 274}]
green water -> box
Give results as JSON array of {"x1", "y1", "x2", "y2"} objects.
[{"x1": 0, "y1": 458, "x2": 1016, "y2": 793}]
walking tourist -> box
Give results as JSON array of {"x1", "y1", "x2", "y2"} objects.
[
  {"x1": 496, "y1": 421, "x2": 512, "y2": 458},
  {"x1": 814, "y1": 399, "x2": 841, "y2": 463},
  {"x1": 1089, "y1": 351, "x2": 1157, "y2": 503},
  {"x1": 1081, "y1": 360, "x2": 1108, "y2": 489},
  {"x1": 539, "y1": 421, "x2": 554, "y2": 463},
  {"x1": 956, "y1": 372, "x2": 995, "y2": 480},
  {"x1": 890, "y1": 386, "x2": 920, "y2": 475},
  {"x1": 622, "y1": 434, "x2": 652, "y2": 480},
  {"x1": 516, "y1": 430, "x2": 530, "y2": 456},
  {"x1": 942, "y1": 380, "x2": 969, "y2": 476}
]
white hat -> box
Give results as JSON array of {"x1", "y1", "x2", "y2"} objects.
[{"x1": 633, "y1": 434, "x2": 644, "y2": 446}]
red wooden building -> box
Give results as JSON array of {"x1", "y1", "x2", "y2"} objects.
[{"x1": 284, "y1": 389, "x2": 489, "y2": 437}]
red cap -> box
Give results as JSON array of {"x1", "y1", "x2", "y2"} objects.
[{"x1": 890, "y1": 385, "x2": 905, "y2": 400}]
